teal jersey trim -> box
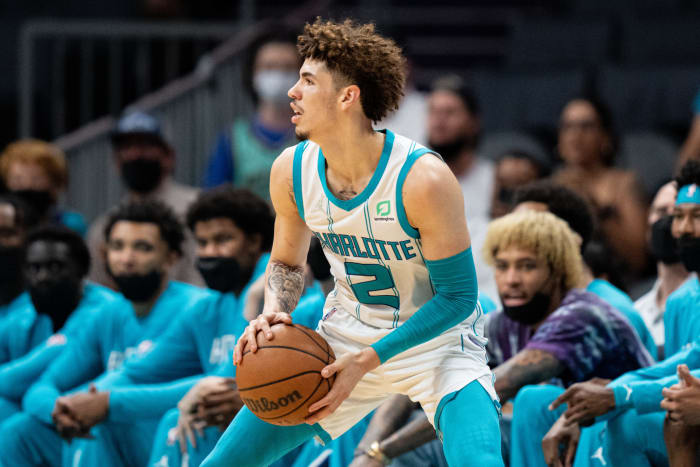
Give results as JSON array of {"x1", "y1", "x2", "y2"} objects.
[
  {"x1": 395, "y1": 147, "x2": 436, "y2": 238},
  {"x1": 317, "y1": 130, "x2": 395, "y2": 211},
  {"x1": 293, "y1": 141, "x2": 308, "y2": 221}
]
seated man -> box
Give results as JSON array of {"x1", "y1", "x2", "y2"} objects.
[
  {"x1": 0, "y1": 195, "x2": 34, "y2": 326},
  {"x1": 513, "y1": 160, "x2": 700, "y2": 467},
  {"x1": 0, "y1": 226, "x2": 123, "y2": 423},
  {"x1": 351, "y1": 211, "x2": 653, "y2": 466},
  {"x1": 0, "y1": 200, "x2": 211, "y2": 466},
  {"x1": 54, "y1": 188, "x2": 320, "y2": 467},
  {"x1": 511, "y1": 180, "x2": 657, "y2": 359}
]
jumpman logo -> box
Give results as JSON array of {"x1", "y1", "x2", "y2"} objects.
[
  {"x1": 623, "y1": 384, "x2": 633, "y2": 401},
  {"x1": 591, "y1": 447, "x2": 607, "y2": 465}
]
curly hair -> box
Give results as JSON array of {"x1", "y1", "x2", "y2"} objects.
[
  {"x1": 186, "y1": 187, "x2": 274, "y2": 252},
  {"x1": 483, "y1": 211, "x2": 584, "y2": 291},
  {"x1": 675, "y1": 159, "x2": 700, "y2": 190},
  {"x1": 297, "y1": 18, "x2": 405, "y2": 123},
  {"x1": 0, "y1": 139, "x2": 68, "y2": 189},
  {"x1": 26, "y1": 225, "x2": 91, "y2": 278},
  {"x1": 512, "y1": 180, "x2": 594, "y2": 252},
  {"x1": 104, "y1": 200, "x2": 184, "y2": 256}
]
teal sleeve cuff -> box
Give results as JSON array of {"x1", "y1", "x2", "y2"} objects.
[
  {"x1": 371, "y1": 247, "x2": 478, "y2": 363},
  {"x1": 108, "y1": 375, "x2": 202, "y2": 423},
  {"x1": 612, "y1": 385, "x2": 634, "y2": 411}
]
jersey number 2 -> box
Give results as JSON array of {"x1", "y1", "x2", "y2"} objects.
[{"x1": 345, "y1": 262, "x2": 399, "y2": 309}]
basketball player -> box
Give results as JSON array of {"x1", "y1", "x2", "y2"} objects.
[{"x1": 202, "y1": 18, "x2": 502, "y2": 467}]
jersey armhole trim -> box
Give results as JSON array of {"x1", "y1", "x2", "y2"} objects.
[
  {"x1": 293, "y1": 141, "x2": 308, "y2": 222},
  {"x1": 396, "y1": 148, "x2": 436, "y2": 239}
]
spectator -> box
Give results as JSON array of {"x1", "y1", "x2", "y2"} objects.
[
  {"x1": 635, "y1": 181, "x2": 691, "y2": 353},
  {"x1": 86, "y1": 110, "x2": 201, "y2": 288},
  {"x1": 351, "y1": 211, "x2": 652, "y2": 467},
  {"x1": 0, "y1": 140, "x2": 86, "y2": 236},
  {"x1": 203, "y1": 30, "x2": 301, "y2": 198},
  {"x1": 512, "y1": 180, "x2": 657, "y2": 358},
  {"x1": 0, "y1": 200, "x2": 212, "y2": 465},
  {"x1": 553, "y1": 96, "x2": 649, "y2": 275},
  {"x1": 0, "y1": 226, "x2": 123, "y2": 422},
  {"x1": 0, "y1": 195, "x2": 35, "y2": 321},
  {"x1": 427, "y1": 74, "x2": 497, "y2": 300},
  {"x1": 490, "y1": 150, "x2": 550, "y2": 219},
  {"x1": 677, "y1": 89, "x2": 700, "y2": 168}
]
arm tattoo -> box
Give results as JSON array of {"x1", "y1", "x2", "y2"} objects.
[
  {"x1": 267, "y1": 260, "x2": 305, "y2": 314},
  {"x1": 493, "y1": 349, "x2": 563, "y2": 402}
]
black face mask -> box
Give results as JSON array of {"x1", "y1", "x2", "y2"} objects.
[
  {"x1": 502, "y1": 292, "x2": 552, "y2": 326},
  {"x1": 12, "y1": 190, "x2": 54, "y2": 218},
  {"x1": 197, "y1": 257, "x2": 250, "y2": 293},
  {"x1": 678, "y1": 236, "x2": 700, "y2": 273},
  {"x1": 121, "y1": 159, "x2": 163, "y2": 193},
  {"x1": 649, "y1": 216, "x2": 680, "y2": 265},
  {"x1": 110, "y1": 269, "x2": 163, "y2": 302},
  {"x1": 29, "y1": 278, "x2": 82, "y2": 331},
  {"x1": 428, "y1": 135, "x2": 473, "y2": 163}
]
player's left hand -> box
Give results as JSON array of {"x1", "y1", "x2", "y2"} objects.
[
  {"x1": 64, "y1": 384, "x2": 109, "y2": 431},
  {"x1": 196, "y1": 378, "x2": 243, "y2": 428},
  {"x1": 661, "y1": 364, "x2": 700, "y2": 425},
  {"x1": 549, "y1": 380, "x2": 615, "y2": 425},
  {"x1": 542, "y1": 412, "x2": 580, "y2": 467},
  {"x1": 305, "y1": 348, "x2": 380, "y2": 425}
]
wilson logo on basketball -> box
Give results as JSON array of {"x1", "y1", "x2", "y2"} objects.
[{"x1": 243, "y1": 390, "x2": 303, "y2": 413}]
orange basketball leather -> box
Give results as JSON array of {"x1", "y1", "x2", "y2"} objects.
[{"x1": 236, "y1": 323, "x2": 336, "y2": 425}]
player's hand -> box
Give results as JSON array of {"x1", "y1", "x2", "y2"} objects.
[
  {"x1": 542, "y1": 412, "x2": 580, "y2": 467},
  {"x1": 661, "y1": 364, "x2": 700, "y2": 425},
  {"x1": 52, "y1": 397, "x2": 84, "y2": 441},
  {"x1": 64, "y1": 384, "x2": 109, "y2": 431},
  {"x1": 233, "y1": 311, "x2": 292, "y2": 365},
  {"x1": 196, "y1": 378, "x2": 243, "y2": 428},
  {"x1": 305, "y1": 348, "x2": 380, "y2": 425},
  {"x1": 549, "y1": 380, "x2": 615, "y2": 425}
]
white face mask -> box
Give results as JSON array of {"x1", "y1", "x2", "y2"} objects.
[{"x1": 253, "y1": 70, "x2": 298, "y2": 105}]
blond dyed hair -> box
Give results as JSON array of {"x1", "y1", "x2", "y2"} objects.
[
  {"x1": 0, "y1": 139, "x2": 68, "y2": 188},
  {"x1": 483, "y1": 211, "x2": 583, "y2": 291}
]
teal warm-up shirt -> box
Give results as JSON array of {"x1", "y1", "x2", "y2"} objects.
[
  {"x1": 102, "y1": 256, "x2": 269, "y2": 422},
  {"x1": 22, "y1": 281, "x2": 210, "y2": 424},
  {"x1": 0, "y1": 283, "x2": 123, "y2": 405},
  {"x1": 587, "y1": 279, "x2": 657, "y2": 360},
  {"x1": 0, "y1": 293, "x2": 30, "y2": 332},
  {"x1": 663, "y1": 277, "x2": 700, "y2": 358}
]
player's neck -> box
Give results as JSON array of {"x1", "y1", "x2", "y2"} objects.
[{"x1": 317, "y1": 123, "x2": 384, "y2": 185}]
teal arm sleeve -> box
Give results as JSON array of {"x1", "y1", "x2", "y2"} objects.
[
  {"x1": 371, "y1": 247, "x2": 478, "y2": 364},
  {"x1": 107, "y1": 375, "x2": 202, "y2": 422},
  {"x1": 0, "y1": 342, "x2": 66, "y2": 401}
]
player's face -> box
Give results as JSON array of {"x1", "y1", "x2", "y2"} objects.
[
  {"x1": 0, "y1": 203, "x2": 22, "y2": 248},
  {"x1": 558, "y1": 100, "x2": 609, "y2": 167},
  {"x1": 106, "y1": 221, "x2": 173, "y2": 276},
  {"x1": 24, "y1": 241, "x2": 79, "y2": 289},
  {"x1": 493, "y1": 245, "x2": 552, "y2": 308},
  {"x1": 194, "y1": 217, "x2": 261, "y2": 270},
  {"x1": 672, "y1": 204, "x2": 700, "y2": 239},
  {"x1": 648, "y1": 182, "x2": 677, "y2": 226},
  {"x1": 427, "y1": 90, "x2": 478, "y2": 146},
  {"x1": 288, "y1": 59, "x2": 340, "y2": 140}
]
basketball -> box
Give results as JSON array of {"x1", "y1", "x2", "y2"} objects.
[{"x1": 236, "y1": 323, "x2": 336, "y2": 426}]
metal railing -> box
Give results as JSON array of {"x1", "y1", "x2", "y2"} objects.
[{"x1": 41, "y1": 1, "x2": 327, "y2": 223}]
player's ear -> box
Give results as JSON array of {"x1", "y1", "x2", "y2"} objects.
[{"x1": 338, "y1": 84, "x2": 361, "y2": 110}]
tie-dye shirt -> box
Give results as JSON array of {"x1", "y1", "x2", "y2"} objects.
[{"x1": 485, "y1": 288, "x2": 654, "y2": 386}]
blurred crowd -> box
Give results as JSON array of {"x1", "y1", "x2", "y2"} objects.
[{"x1": 0, "y1": 30, "x2": 699, "y2": 467}]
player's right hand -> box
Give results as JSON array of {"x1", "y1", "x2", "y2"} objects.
[{"x1": 233, "y1": 311, "x2": 292, "y2": 365}]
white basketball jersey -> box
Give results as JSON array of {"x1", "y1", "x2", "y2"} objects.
[{"x1": 293, "y1": 130, "x2": 480, "y2": 330}]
